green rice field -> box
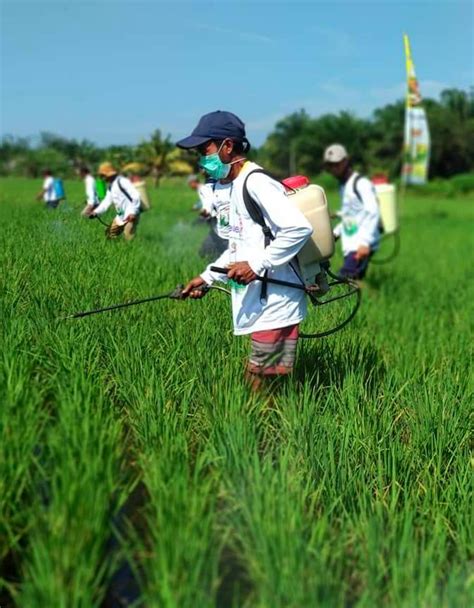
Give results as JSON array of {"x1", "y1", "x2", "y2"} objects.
[{"x1": 1, "y1": 177, "x2": 473, "y2": 607}]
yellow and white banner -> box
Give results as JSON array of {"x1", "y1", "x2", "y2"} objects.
[{"x1": 402, "y1": 34, "x2": 430, "y2": 185}]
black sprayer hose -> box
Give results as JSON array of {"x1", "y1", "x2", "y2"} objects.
[
  {"x1": 371, "y1": 230, "x2": 400, "y2": 265},
  {"x1": 209, "y1": 266, "x2": 361, "y2": 339},
  {"x1": 302, "y1": 281, "x2": 361, "y2": 338},
  {"x1": 210, "y1": 266, "x2": 308, "y2": 291},
  {"x1": 64, "y1": 267, "x2": 359, "y2": 339},
  {"x1": 96, "y1": 216, "x2": 112, "y2": 229}
]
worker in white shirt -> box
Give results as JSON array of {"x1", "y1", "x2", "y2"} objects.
[
  {"x1": 178, "y1": 111, "x2": 312, "y2": 387},
  {"x1": 188, "y1": 174, "x2": 228, "y2": 257},
  {"x1": 89, "y1": 162, "x2": 141, "y2": 240},
  {"x1": 36, "y1": 169, "x2": 59, "y2": 209},
  {"x1": 80, "y1": 166, "x2": 98, "y2": 217},
  {"x1": 324, "y1": 144, "x2": 380, "y2": 280},
  {"x1": 188, "y1": 174, "x2": 205, "y2": 211}
]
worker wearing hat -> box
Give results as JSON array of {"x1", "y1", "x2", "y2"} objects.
[
  {"x1": 178, "y1": 110, "x2": 313, "y2": 388},
  {"x1": 89, "y1": 162, "x2": 142, "y2": 240},
  {"x1": 324, "y1": 144, "x2": 380, "y2": 281}
]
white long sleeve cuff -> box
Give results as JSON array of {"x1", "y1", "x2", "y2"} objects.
[
  {"x1": 200, "y1": 249, "x2": 230, "y2": 284},
  {"x1": 94, "y1": 193, "x2": 112, "y2": 215}
]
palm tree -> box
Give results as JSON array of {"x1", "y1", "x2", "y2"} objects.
[{"x1": 136, "y1": 129, "x2": 174, "y2": 187}]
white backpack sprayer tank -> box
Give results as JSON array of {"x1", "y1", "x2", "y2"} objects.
[
  {"x1": 282, "y1": 176, "x2": 335, "y2": 284},
  {"x1": 370, "y1": 178, "x2": 400, "y2": 264},
  {"x1": 134, "y1": 180, "x2": 151, "y2": 211},
  {"x1": 237, "y1": 170, "x2": 361, "y2": 338},
  {"x1": 374, "y1": 182, "x2": 398, "y2": 235}
]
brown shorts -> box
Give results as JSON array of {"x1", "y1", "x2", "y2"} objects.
[
  {"x1": 107, "y1": 217, "x2": 139, "y2": 240},
  {"x1": 247, "y1": 324, "x2": 299, "y2": 376}
]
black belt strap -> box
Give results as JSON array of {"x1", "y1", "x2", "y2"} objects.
[{"x1": 242, "y1": 169, "x2": 304, "y2": 301}]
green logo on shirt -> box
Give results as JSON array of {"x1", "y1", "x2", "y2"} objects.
[
  {"x1": 343, "y1": 218, "x2": 358, "y2": 236},
  {"x1": 229, "y1": 279, "x2": 246, "y2": 291}
]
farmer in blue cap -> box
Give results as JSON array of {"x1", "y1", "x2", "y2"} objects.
[{"x1": 178, "y1": 111, "x2": 313, "y2": 389}]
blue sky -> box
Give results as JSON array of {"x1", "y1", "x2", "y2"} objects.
[{"x1": 1, "y1": 0, "x2": 472, "y2": 147}]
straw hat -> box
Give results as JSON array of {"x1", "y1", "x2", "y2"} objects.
[{"x1": 98, "y1": 162, "x2": 118, "y2": 178}]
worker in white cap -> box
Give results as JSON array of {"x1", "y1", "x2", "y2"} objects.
[{"x1": 323, "y1": 144, "x2": 380, "y2": 280}]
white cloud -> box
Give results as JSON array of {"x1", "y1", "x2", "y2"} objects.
[{"x1": 194, "y1": 23, "x2": 274, "y2": 44}]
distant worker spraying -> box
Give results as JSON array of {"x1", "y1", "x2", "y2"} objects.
[
  {"x1": 89, "y1": 162, "x2": 141, "y2": 240},
  {"x1": 178, "y1": 111, "x2": 313, "y2": 387},
  {"x1": 188, "y1": 173, "x2": 228, "y2": 258},
  {"x1": 188, "y1": 173, "x2": 209, "y2": 212},
  {"x1": 36, "y1": 169, "x2": 63, "y2": 209},
  {"x1": 324, "y1": 144, "x2": 380, "y2": 281},
  {"x1": 80, "y1": 166, "x2": 99, "y2": 217}
]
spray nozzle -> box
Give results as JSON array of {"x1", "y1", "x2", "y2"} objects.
[
  {"x1": 169, "y1": 284, "x2": 210, "y2": 300},
  {"x1": 169, "y1": 284, "x2": 186, "y2": 299}
]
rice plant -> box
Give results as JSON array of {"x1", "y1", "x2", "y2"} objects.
[{"x1": 0, "y1": 177, "x2": 472, "y2": 606}]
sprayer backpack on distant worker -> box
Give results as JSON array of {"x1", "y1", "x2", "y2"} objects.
[
  {"x1": 36, "y1": 169, "x2": 66, "y2": 209},
  {"x1": 88, "y1": 162, "x2": 142, "y2": 241},
  {"x1": 323, "y1": 144, "x2": 399, "y2": 279}
]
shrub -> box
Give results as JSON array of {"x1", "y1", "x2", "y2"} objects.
[
  {"x1": 448, "y1": 172, "x2": 474, "y2": 194},
  {"x1": 310, "y1": 172, "x2": 338, "y2": 191}
]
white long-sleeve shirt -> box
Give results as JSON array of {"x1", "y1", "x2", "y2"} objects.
[
  {"x1": 199, "y1": 182, "x2": 230, "y2": 239},
  {"x1": 84, "y1": 174, "x2": 98, "y2": 206},
  {"x1": 200, "y1": 161, "x2": 313, "y2": 336},
  {"x1": 43, "y1": 176, "x2": 55, "y2": 202},
  {"x1": 94, "y1": 175, "x2": 141, "y2": 225},
  {"x1": 333, "y1": 172, "x2": 380, "y2": 255},
  {"x1": 198, "y1": 183, "x2": 215, "y2": 215}
]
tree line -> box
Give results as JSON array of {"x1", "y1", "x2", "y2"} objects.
[
  {"x1": 0, "y1": 130, "x2": 196, "y2": 186},
  {"x1": 1, "y1": 88, "x2": 472, "y2": 183},
  {"x1": 258, "y1": 88, "x2": 474, "y2": 179}
]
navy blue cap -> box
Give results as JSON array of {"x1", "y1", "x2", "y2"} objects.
[{"x1": 176, "y1": 110, "x2": 247, "y2": 149}]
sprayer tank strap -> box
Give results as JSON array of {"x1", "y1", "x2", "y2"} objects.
[
  {"x1": 352, "y1": 173, "x2": 363, "y2": 203},
  {"x1": 242, "y1": 168, "x2": 304, "y2": 300},
  {"x1": 117, "y1": 178, "x2": 133, "y2": 202}
]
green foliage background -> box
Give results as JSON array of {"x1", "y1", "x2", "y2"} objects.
[
  {"x1": 1, "y1": 88, "x2": 473, "y2": 182},
  {"x1": 258, "y1": 88, "x2": 474, "y2": 179},
  {"x1": 1, "y1": 178, "x2": 473, "y2": 606}
]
